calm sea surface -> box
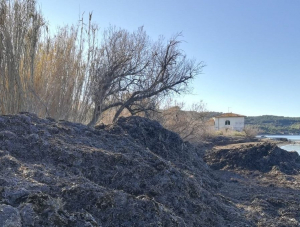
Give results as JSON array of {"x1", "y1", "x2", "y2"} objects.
[{"x1": 262, "y1": 135, "x2": 300, "y2": 154}]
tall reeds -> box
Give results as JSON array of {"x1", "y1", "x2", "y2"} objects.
[{"x1": 0, "y1": 0, "x2": 99, "y2": 123}]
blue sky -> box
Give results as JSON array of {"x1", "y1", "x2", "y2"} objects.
[{"x1": 37, "y1": 0, "x2": 300, "y2": 117}]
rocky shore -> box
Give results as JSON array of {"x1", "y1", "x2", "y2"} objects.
[{"x1": 0, "y1": 113, "x2": 299, "y2": 226}]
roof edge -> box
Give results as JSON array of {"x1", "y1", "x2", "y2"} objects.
[{"x1": 214, "y1": 113, "x2": 246, "y2": 118}]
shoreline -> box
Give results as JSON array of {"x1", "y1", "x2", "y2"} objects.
[
  {"x1": 257, "y1": 138, "x2": 300, "y2": 153},
  {"x1": 259, "y1": 137, "x2": 300, "y2": 145},
  {"x1": 210, "y1": 137, "x2": 300, "y2": 154}
]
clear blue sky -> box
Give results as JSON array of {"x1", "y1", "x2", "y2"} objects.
[{"x1": 38, "y1": 0, "x2": 300, "y2": 117}]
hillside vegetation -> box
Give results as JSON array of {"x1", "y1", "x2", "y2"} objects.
[{"x1": 246, "y1": 115, "x2": 300, "y2": 135}]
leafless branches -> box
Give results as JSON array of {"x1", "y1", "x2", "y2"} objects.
[{"x1": 88, "y1": 27, "x2": 204, "y2": 126}]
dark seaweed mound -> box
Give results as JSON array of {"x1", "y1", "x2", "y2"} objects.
[
  {"x1": 205, "y1": 142, "x2": 300, "y2": 174},
  {"x1": 0, "y1": 113, "x2": 252, "y2": 226}
]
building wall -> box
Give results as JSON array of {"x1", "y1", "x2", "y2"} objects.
[{"x1": 214, "y1": 117, "x2": 245, "y2": 131}]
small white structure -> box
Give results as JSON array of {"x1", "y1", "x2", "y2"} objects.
[{"x1": 212, "y1": 113, "x2": 245, "y2": 131}]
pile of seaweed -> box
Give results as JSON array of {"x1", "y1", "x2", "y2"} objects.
[
  {"x1": 204, "y1": 142, "x2": 300, "y2": 226},
  {"x1": 0, "y1": 113, "x2": 252, "y2": 226},
  {"x1": 204, "y1": 142, "x2": 300, "y2": 174}
]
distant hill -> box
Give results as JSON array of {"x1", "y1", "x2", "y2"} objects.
[
  {"x1": 156, "y1": 108, "x2": 300, "y2": 135},
  {"x1": 245, "y1": 115, "x2": 300, "y2": 135}
]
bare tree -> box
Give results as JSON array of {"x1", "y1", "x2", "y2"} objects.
[{"x1": 88, "y1": 27, "x2": 204, "y2": 126}]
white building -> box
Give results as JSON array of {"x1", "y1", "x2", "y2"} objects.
[{"x1": 212, "y1": 113, "x2": 245, "y2": 131}]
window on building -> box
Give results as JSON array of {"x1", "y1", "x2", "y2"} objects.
[{"x1": 225, "y1": 120, "x2": 230, "y2": 125}]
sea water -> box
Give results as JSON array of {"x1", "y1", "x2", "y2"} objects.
[
  {"x1": 262, "y1": 135, "x2": 300, "y2": 154},
  {"x1": 280, "y1": 144, "x2": 300, "y2": 154}
]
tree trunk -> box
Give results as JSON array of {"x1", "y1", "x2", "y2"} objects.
[
  {"x1": 112, "y1": 105, "x2": 126, "y2": 123},
  {"x1": 88, "y1": 105, "x2": 101, "y2": 127}
]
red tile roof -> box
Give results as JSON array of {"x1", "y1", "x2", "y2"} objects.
[{"x1": 214, "y1": 113, "x2": 246, "y2": 118}]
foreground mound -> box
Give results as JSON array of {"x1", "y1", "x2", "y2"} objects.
[
  {"x1": 204, "y1": 142, "x2": 300, "y2": 174},
  {"x1": 0, "y1": 113, "x2": 251, "y2": 226}
]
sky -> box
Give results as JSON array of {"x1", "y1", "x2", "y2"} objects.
[{"x1": 37, "y1": 0, "x2": 300, "y2": 117}]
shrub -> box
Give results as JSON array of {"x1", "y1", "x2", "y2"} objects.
[{"x1": 243, "y1": 125, "x2": 260, "y2": 138}]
